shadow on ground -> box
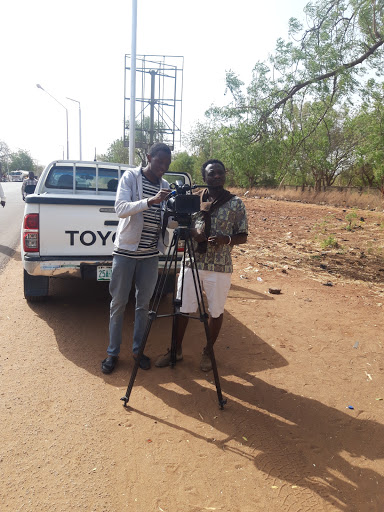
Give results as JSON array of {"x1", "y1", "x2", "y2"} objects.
[{"x1": 28, "y1": 277, "x2": 384, "y2": 511}]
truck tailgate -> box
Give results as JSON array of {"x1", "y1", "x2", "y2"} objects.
[{"x1": 39, "y1": 202, "x2": 117, "y2": 257}]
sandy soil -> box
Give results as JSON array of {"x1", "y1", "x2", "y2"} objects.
[{"x1": 1, "y1": 197, "x2": 384, "y2": 512}]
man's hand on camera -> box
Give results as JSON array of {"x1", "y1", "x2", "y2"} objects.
[
  {"x1": 208, "y1": 235, "x2": 230, "y2": 247},
  {"x1": 192, "y1": 228, "x2": 207, "y2": 243},
  {"x1": 147, "y1": 188, "x2": 172, "y2": 206}
]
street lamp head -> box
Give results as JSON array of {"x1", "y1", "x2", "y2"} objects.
[
  {"x1": 36, "y1": 83, "x2": 69, "y2": 159},
  {"x1": 66, "y1": 97, "x2": 81, "y2": 107}
]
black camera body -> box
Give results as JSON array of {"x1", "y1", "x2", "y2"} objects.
[{"x1": 166, "y1": 181, "x2": 200, "y2": 224}]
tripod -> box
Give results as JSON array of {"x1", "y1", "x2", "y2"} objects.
[{"x1": 121, "y1": 219, "x2": 227, "y2": 410}]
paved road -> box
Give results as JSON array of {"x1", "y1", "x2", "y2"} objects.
[{"x1": 0, "y1": 182, "x2": 25, "y2": 273}]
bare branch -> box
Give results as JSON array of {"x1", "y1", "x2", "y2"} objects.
[{"x1": 265, "y1": 38, "x2": 384, "y2": 117}]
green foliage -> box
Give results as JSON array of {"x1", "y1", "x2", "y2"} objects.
[
  {"x1": 345, "y1": 209, "x2": 359, "y2": 230},
  {"x1": 100, "y1": 116, "x2": 171, "y2": 166},
  {"x1": 321, "y1": 236, "x2": 339, "y2": 249},
  {"x1": 169, "y1": 152, "x2": 198, "y2": 180},
  {"x1": 98, "y1": 138, "x2": 130, "y2": 165},
  {"x1": 125, "y1": 116, "x2": 170, "y2": 165},
  {"x1": 0, "y1": 140, "x2": 10, "y2": 177},
  {"x1": 348, "y1": 81, "x2": 384, "y2": 189},
  {"x1": 344, "y1": 209, "x2": 366, "y2": 231},
  {"x1": 183, "y1": 0, "x2": 384, "y2": 190},
  {"x1": 9, "y1": 150, "x2": 35, "y2": 173},
  {"x1": 0, "y1": 141, "x2": 40, "y2": 176},
  {"x1": 312, "y1": 214, "x2": 337, "y2": 237}
]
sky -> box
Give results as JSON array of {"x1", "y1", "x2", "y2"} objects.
[{"x1": 1, "y1": 0, "x2": 309, "y2": 168}]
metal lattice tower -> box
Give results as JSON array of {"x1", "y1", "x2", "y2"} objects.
[{"x1": 124, "y1": 54, "x2": 184, "y2": 153}]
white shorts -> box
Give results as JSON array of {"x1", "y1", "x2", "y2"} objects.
[{"x1": 176, "y1": 267, "x2": 232, "y2": 318}]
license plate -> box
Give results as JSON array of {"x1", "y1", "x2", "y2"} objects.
[{"x1": 97, "y1": 266, "x2": 112, "y2": 281}]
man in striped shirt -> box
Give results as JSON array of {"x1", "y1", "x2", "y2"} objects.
[{"x1": 101, "y1": 143, "x2": 172, "y2": 374}]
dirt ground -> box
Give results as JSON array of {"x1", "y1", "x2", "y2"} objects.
[{"x1": 1, "y1": 197, "x2": 384, "y2": 512}]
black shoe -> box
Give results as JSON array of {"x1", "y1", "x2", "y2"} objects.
[
  {"x1": 101, "y1": 356, "x2": 118, "y2": 374},
  {"x1": 133, "y1": 353, "x2": 151, "y2": 370}
]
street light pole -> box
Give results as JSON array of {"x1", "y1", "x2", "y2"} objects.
[
  {"x1": 66, "y1": 97, "x2": 82, "y2": 160},
  {"x1": 36, "y1": 84, "x2": 69, "y2": 159}
]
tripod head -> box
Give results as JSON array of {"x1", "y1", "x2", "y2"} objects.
[{"x1": 165, "y1": 181, "x2": 201, "y2": 226}]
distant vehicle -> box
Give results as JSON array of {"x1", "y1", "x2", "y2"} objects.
[{"x1": 9, "y1": 170, "x2": 29, "y2": 182}]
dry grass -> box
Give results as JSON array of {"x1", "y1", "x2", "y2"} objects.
[{"x1": 229, "y1": 186, "x2": 384, "y2": 211}]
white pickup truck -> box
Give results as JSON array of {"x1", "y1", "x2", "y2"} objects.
[{"x1": 21, "y1": 160, "x2": 192, "y2": 302}]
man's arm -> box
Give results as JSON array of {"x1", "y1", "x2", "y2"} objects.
[
  {"x1": 0, "y1": 183, "x2": 5, "y2": 206},
  {"x1": 115, "y1": 171, "x2": 171, "y2": 218},
  {"x1": 207, "y1": 233, "x2": 247, "y2": 247},
  {"x1": 114, "y1": 171, "x2": 148, "y2": 218}
]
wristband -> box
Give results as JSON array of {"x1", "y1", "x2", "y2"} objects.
[{"x1": 227, "y1": 235, "x2": 232, "y2": 245}]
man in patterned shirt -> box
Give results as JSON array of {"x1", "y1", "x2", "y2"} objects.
[
  {"x1": 101, "y1": 143, "x2": 172, "y2": 374},
  {"x1": 156, "y1": 159, "x2": 248, "y2": 371}
]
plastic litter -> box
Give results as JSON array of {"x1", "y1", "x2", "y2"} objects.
[
  {"x1": 346, "y1": 405, "x2": 354, "y2": 410},
  {"x1": 353, "y1": 341, "x2": 359, "y2": 349}
]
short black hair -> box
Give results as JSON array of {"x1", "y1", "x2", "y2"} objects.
[
  {"x1": 201, "y1": 159, "x2": 225, "y2": 179},
  {"x1": 148, "y1": 142, "x2": 172, "y2": 157}
]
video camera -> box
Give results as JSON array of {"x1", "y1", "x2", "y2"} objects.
[{"x1": 166, "y1": 180, "x2": 201, "y2": 224}]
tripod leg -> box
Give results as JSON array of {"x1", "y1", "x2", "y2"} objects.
[
  {"x1": 121, "y1": 230, "x2": 181, "y2": 406},
  {"x1": 202, "y1": 318, "x2": 227, "y2": 409},
  {"x1": 170, "y1": 307, "x2": 178, "y2": 368},
  {"x1": 151, "y1": 232, "x2": 179, "y2": 312},
  {"x1": 120, "y1": 311, "x2": 156, "y2": 406},
  {"x1": 170, "y1": 240, "x2": 188, "y2": 368},
  {"x1": 121, "y1": 317, "x2": 156, "y2": 407},
  {"x1": 184, "y1": 232, "x2": 227, "y2": 410}
]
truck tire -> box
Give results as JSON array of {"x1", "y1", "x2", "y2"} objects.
[{"x1": 24, "y1": 270, "x2": 49, "y2": 302}]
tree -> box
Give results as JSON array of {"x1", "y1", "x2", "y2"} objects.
[
  {"x1": 101, "y1": 116, "x2": 171, "y2": 166},
  {"x1": 351, "y1": 80, "x2": 384, "y2": 192},
  {"x1": 98, "y1": 138, "x2": 129, "y2": 165},
  {"x1": 0, "y1": 140, "x2": 10, "y2": 177},
  {"x1": 284, "y1": 102, "x2": 359, "y2": 190},
  {"x1": 169, "y1": 151, "x2": 197, "y2": 178},
  {"x1": 125, "y1": 116, "x2": 170, "y2": 165},
  {"x1": 213, "y1": 0, "x2": 384, "y2": 135},
  {"x1": 185, "y1": 0, "x2": 384, "y2": 189},
  {"x1": 9, "y1": 150, "x2": 35, "y2": 173}
]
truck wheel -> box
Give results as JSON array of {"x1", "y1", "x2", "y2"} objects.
[{"x1": 24, "y1": 270, "x2": 49, "y2": 302}]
